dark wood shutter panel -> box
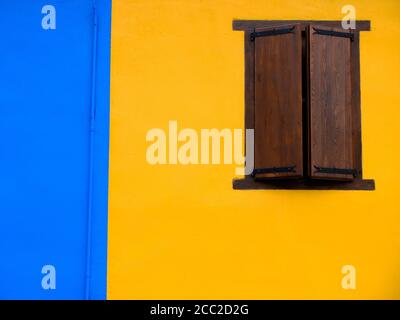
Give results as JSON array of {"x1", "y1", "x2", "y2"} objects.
[
  {"x1": 254, "y1": 25, "x2": 303, "y2": 179},
  {"x1": 308, "y1": 25, "x2": 355, "y2": 180}
]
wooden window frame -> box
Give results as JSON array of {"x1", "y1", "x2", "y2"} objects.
[{"x1": 232, "y1": 20, "x2": 375, "y2": 190}]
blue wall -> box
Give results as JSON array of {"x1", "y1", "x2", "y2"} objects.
[{"x1": 0, "y1": 0, "x2": 111, "y2": 299}]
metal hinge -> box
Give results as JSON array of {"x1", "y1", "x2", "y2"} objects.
[
  {"x1": 250, "y1": 26, "x2": 295, "y2": 41},
  {"x1": 314, "y1": 166, "x2": 357, "y2": 177},
  {"x1": 252, "y1": 166, "x2": 296, "y2": 177},
  {"x1": 313, "y1": 27, "x2": 354, "y2": 41}
]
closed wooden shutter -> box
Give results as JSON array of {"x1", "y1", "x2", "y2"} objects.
[
  {"x1": 253, "y1": 25, "x2": 303, "y2": 179},
  {"x1": 308, "y1": 25, "x2": 355, "y2": 180}
]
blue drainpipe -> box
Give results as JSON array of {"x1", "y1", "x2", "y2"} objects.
[{"x1": 84, "y1": 4, "x2": 98, "y2": 300}]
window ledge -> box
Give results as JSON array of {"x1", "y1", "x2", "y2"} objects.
[{"x1": 233, "y1": 177, "x2": 375, "y2": 191}]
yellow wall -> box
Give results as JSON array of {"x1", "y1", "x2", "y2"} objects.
[{"x1": 108, "y1": 0, "x2": 400, "y2": 299}]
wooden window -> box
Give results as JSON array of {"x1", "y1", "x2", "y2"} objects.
[{"x1": 233, "y1": 20, "x2": 375, "y2": 190}]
